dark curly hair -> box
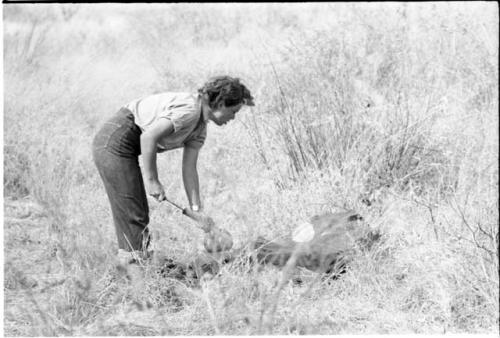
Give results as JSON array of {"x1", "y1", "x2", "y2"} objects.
[{"x1": 198, "y1": 76, "x2": 254, "y2": 109}]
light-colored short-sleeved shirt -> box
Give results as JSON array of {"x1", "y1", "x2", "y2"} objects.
[{"x1": 124, "y1": 92, "x2": 209, "y2": 151}]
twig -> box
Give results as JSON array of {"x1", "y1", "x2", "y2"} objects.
[
  {"x1": 263, "y1": 243, "x2": 304, "y2": 334},
  {"x1": 201, "y1": 282, "x2": 220, "y2": 335},
  {"x1": 450, "y1": 199, "x2": 496, "y2": 258}
]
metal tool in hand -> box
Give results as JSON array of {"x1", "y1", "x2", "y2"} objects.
[{"x1": 163, "y1": 197, "x2": 233, "y2": 253}]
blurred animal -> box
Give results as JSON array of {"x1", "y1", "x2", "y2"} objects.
[
  {"x1": 252, "y1": 211, "x2": 380, "y2": 275},
  {"x1": 158, "y1": 211, "x2": 381, "y2": 283}
]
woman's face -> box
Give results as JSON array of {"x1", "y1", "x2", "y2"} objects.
[{"x1": 209, "y1": 102, "x2": 243, "y2": 126}]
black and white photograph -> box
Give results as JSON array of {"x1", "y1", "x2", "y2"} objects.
[{"x1": 2, "y1": 2, "x2": 499, "y2": 336}]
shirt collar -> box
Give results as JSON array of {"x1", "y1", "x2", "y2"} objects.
[
  {"x1": 195, "y1": 94, "x2": 210, "y2": 122},
  {"x1": 202, "y1": 106, "x2": 210, "y2": 122}
]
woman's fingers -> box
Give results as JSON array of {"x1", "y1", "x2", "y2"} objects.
[
  {"x1": 204, "y1": 216, "x2": 215, "y2": 228},
  {"x1": 151, "y1": 193, "x2": 166, "y2": 202},
  {"x1": 147, "y1": 180, "x2": 166, "y2": 201}
]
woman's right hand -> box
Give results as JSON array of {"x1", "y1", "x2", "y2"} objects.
[{"x1": 146, "y1": 179, "x2": 166, "y2": 201}]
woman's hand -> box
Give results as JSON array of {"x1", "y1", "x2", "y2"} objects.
[
  {"x1": 183, "y1": 207, "x2": 215, "y2": 232},
  {"x1": 146, "y1": 179, "x2": 166, "y2": 201},
  {"x1": 196, "y1": 212, "x2": 215, "y2": 232},
  {"x1": 199, "y1": 213, "x2": 215, "y2": 231}
]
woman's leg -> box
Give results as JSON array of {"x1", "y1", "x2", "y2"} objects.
[
  {"x1": 92, "y1": 109, "x2": 149, "y2": 252},
  {"x1": 94, "y1": 151, "x2": 150, "y2": 251}
]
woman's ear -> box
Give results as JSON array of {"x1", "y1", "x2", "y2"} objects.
[{"x1": 216, "y1": 101, "x2": 225, "y2": 110}]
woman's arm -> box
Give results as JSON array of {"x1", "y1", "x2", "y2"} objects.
[
  {"x1": 140, "y1": 119, "x2": 175, "y2": 200},
  {"x1": 182, "y1": 146, "x2": 215, "y2": 229},
  {"x1": 182, "y1": 146, "x2": 201, "y2": 209}
]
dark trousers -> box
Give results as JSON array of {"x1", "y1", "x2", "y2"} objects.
[{"x1": 92, "y1": 108, "x2": 150, "y2": 251}]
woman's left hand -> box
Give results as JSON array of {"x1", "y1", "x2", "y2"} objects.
[{"x1": 183, "y1": 208, "x2": 215, "y2": 232}]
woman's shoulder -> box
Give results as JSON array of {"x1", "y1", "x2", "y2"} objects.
[
  {"x1": 166, "y1": 92, "x2": 197, "y2": 108},
  {"x1": 142, "y1": 92, "x2": 195, "y2": 112},
  {"x1": 160, "y1": 92, "x2": 200, "y2": 130},
  {"x1": 140, "y1": 91, "x2": 191, "y2": 102}
]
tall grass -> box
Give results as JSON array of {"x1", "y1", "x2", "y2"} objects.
[{"x1": 3, "y1": 2, "x2": 498, "y2": 335}]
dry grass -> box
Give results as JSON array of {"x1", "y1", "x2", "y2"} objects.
[{"x1": 3, "y1": 2, "x2": 499, "y2": 335}]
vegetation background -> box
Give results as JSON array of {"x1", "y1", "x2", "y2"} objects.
[{"x1": 3, "y1": 2, "x2": 498, "y2": 335}]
